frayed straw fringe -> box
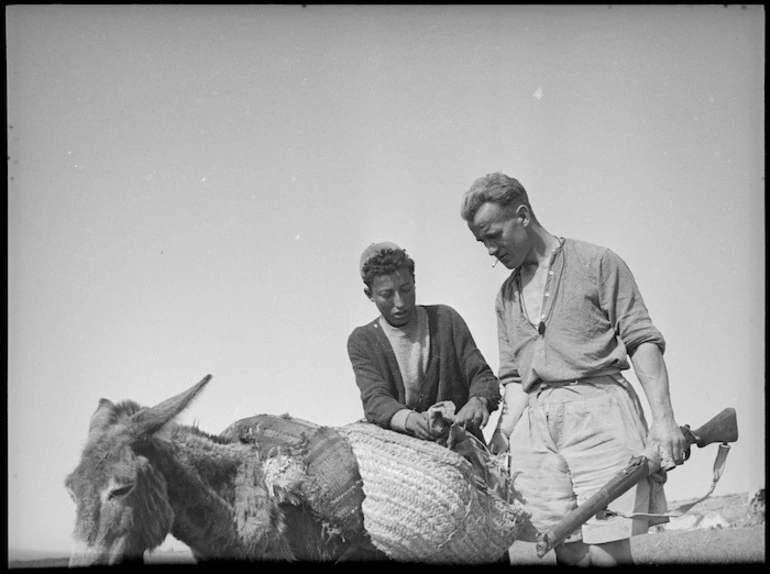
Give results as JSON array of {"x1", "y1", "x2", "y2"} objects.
[{"x1": 338, "y1": 423, "x2": 529, "y2": 564}]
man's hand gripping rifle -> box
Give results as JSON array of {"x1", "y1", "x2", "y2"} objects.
[{"x1": 535, "y1": 408, "x2": 739, "y2": 558}]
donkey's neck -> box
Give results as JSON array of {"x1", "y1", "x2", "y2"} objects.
[{"x1": 140, "y1": 424, "x2": 264, "y2": 559}]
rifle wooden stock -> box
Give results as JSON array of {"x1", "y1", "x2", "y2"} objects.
[{"x1": 535, "y1": 408, "x2": 738, "y2": 558}]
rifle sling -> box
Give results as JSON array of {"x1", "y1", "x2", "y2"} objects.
[{"x1": 603, "y1": 443, "x2": 731, "y2": 520}]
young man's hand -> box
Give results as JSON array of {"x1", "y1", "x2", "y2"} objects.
[
  {"x1": 405, "y1": 411, "x2": 434, "y2": 440},
  {"x1": 455, "y1": 396, "x2": 489, "y2": 432}
]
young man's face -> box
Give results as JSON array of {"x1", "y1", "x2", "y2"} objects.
[
  {"x1": 367, "y1": 267, "x2": 417, "y2": 327},
  {"x1": 469, "y1": 201, "x2": 532, "y2": 269}
]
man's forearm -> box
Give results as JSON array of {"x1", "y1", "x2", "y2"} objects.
[
  {"x1": 630, "y1": 342, "x2": 676, "y2": 421},
  {"x1": 390, "y1": 409, "x2": 413, "y2": 433},
  {"x1": 630, "y1": 341, "x2": 688, "y2": 466},
  {"x1": 495, "y1": 383, "x2": 529, "y2": 437}
]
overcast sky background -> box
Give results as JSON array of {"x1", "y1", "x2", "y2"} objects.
[{"x1": 6, "y1": 5, "x2": 764, "y2": 555}]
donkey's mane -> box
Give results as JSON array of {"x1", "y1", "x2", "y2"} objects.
[
  {"x1": 113, "y1": 399, "x2": 143, "y2": 418},
  {"x1": 184, "y1": 423, "x2": 233, "y2": 444}
]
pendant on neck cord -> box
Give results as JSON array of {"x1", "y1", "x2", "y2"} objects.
[{"x1": 538, "y1": 321, "x2": 546, "y2": 335}]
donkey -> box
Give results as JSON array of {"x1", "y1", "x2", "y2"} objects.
[{"x1": 65, "y1": 375, "x2": 384, "y2": 565}]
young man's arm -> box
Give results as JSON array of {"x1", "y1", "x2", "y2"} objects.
[
  {"x1": 347, "y1": 330, "x2": 405, "y2": 426},
  {"x1": 347, "y1": 329, "x2": 433, "y2": 439},
  {"x1": 455, "y1": 395, "x2": 490, "y2": 431},
  {"x1": 391, "y1": 409, "x2": 433, "y2": 440},
  {"x1": 447, "y1": 307, "x2": 500, "y2": 430}
]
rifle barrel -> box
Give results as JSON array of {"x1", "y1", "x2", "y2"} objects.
[{"x1": 535, "y1": 456, "x2": 650, "y2": 557}]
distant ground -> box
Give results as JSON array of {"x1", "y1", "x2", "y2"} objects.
[
  {"x1": 6, "y1": 550, "x2": 197, "y2": 569},
  {"x1": 8, "y1": 492, "x2": 764, "y2": 567},
  {"x1": 674, "y1": 491, "x2": 750, "y2": 524},
  {"x1": 508, "y1": 525, "x2": 765, "y2": 565}
]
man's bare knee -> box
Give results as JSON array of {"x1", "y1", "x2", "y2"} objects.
[
  {"x1": 555, "y1": 539, "x2": 633, "y2": 566},
  {"x1": 588, "y1": 538, "x2": 633, "y2": 566},
  {"x1": 554, "y1": 541, "x2": 591, "y2": 566}
]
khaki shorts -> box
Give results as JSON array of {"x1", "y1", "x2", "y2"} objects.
[{"x1": 509, "y1": 374, "x2": 662, "y2": 545}]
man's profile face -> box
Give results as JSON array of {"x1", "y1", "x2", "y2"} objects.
[
  {"x1": 367, "y1": 267, "x2": 417, "y2": 327},
  {"x1": 469, "y1": 201, "x2": 530, "y2": 269}
]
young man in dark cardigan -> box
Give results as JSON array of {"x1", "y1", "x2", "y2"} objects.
[{"x1": 347, "y1": 242, "x2": 500, "y2": 442}]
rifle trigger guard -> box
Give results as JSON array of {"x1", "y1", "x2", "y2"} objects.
[
  {"x1": 681, "y1": 424, "x2": 697, "y2": 460},
  {"x1": 595, "y1": 508, "x2": 616, "y2": 520}
]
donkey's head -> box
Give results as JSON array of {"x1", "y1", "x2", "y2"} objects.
[{"x1": 65, "y1": 375, "x2": 211, "y2": 566}]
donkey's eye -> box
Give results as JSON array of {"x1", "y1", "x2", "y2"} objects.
[{"x1": 108, "y1": 484, "x2": 134, "y2": 500}]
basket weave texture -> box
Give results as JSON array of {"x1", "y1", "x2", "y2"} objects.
[{"x1": 338, "y1": 422, "x2": 529, "y2": 563}]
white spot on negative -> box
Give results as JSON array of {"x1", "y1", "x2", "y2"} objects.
[{"x1": 532, "y1": 87, "x2": 544, "y2": 100}]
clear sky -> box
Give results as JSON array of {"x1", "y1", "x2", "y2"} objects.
[{"x1": 6, "y1": 5, "x2": 765, "y2": 554}]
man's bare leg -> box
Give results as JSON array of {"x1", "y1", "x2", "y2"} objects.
[{"x1": 555, "y1": 539, "x2": 633, "y2": 566}]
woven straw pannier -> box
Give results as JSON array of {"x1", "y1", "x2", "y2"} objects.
[{"x1": 338, "y1": 422, "x2": 529, "y2": 563}]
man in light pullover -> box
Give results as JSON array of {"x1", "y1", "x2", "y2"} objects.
[
  {"x1": 461, "y1": 172, "x2": 687, "y2": 566},
  {"x1": 347, "y1": 242, "x2": 500, "y2": 442}
]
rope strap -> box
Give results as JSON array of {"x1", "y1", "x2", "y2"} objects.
[{"x1": 602, "y1": 443, "x2": 731, "y2": 520}]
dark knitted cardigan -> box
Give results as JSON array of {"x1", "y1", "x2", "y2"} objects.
[{"x1": 347, "y1": 304, "x2": 501, "y2": 430}]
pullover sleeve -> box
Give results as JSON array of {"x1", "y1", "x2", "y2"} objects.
[
  {"x1": 599, "y1": 249, "x2": 666, "y2": 356},
  {"x1": 347, "y1": 327, "x2": 406, "y2": 428},
  {"x1": 448, "y1": 307, "x2": 501, "y2": 412}
]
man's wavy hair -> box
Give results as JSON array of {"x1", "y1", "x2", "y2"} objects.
[
  {"x1": 460, "y1": 172, "x2": 535, "y2": 223},
  {"x1": 362, "y1": 248, "x2": 416, "y2": 290}
]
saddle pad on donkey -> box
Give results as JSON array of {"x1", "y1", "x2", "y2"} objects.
[{"x1": 221, "y1": 414, "x2": 367, "y2": 546}]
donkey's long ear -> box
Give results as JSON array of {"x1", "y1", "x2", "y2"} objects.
[
  {"x1": 129, "y1": 374, "x2": 212, "y2": 438},
  {"x1": 88, "y1": 398, "x2": 117, "y2": 440}
]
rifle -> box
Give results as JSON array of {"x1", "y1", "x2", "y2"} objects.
[{"x1": 535, "y1": 408, "x2": 738, "y2": 558}]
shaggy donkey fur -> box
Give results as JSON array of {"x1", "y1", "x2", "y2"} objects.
[{"x1": 65, "y1": 375, "x2": 380, "y2": 565}]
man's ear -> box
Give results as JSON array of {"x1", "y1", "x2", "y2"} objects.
[
  {"x1": 364, "y1": 286, "x2": 372, "y2": 300},
  {"x1": 516, "y1": 204, "x2": 531, "y2": 226}
]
